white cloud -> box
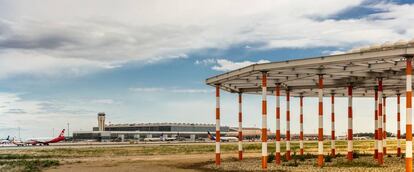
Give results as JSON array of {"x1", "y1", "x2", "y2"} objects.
[
  {"x1": 129, "y1": 87, "x2": 165, "y2": 92},
  {"x1": 211, "y1": 59, "x2": 270, "y2": 72},
  {"x1": 321, "y1": 50, "x2": 346, "y2": 55},
  {"x1": 130, "y1": 87, "x2": 213, "y2": 93},
  {"x1": 0, "y1": 50, "x2": 120, "y2": 78},
  {"x1": 194, "y1": 58, "x2": 216, "y2": 65},
  {"x1": 0, "y1": 92, "x2": 96, "y2": 138},
  {"x1": 91, "y1": 99, "x2": 116, "y2": 105},
  {"x1": 0, "y1": 0, "x2": 414, "y2": 78},
  {"x1": 171, "y1": 89, "x2": 213, "y2": 93}
]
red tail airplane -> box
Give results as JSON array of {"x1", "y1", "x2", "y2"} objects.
[{"x1": 14, "y1": 129, "x2": 65, "y2": 146}]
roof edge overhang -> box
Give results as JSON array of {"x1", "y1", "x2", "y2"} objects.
[{"x1": 206, "y1": 47, "x2": 414, "y2": 88}]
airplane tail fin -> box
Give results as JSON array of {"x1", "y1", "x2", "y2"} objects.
[
  {"x1": 207, "y1": 131, "x2": 215, "y2": 140},
  {"x1": 59, "y1": 129, "x2": 65, "y2": 137}
]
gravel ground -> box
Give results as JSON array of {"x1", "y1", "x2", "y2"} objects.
[{"x1": 205, "y1": 155, "x2": 406, "y2": 171}]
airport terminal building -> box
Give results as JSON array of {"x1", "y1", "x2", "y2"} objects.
[{"x1": 73, "y1": 113, "x2": 230, "y2": 141}]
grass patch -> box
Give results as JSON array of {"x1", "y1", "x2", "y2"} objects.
[
  {"x1": 324, "y1": 154, "x2": 332, "y2": 162},
  {"x1": 0, "y1": 154, "x2": 55, "y2": 159},
  {"x1": 267, "y1": 152, "x2": 275, "y2": 163},
  {"x1": 332, "y1": 160, "x2": 380, "y2": 168},
  {"x1": 0, "y1": 159, "x2": 59, "y2": 172}
]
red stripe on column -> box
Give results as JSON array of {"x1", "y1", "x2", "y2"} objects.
[
  {"x1": 374, "y1": 87, "x2": 378, "y2": 159},
  {"x1": 275, "y1": 84, "x2": 281, "y2": 165},
  {"x1": 238, "y1": 93, "x2": 243, "y2": 160},
  {"x1": 331, "y1": 94, "x2": 335, "y2": 157},
  {"x1": 215, "y1": 84, "x2": 221, "y2": 166},
  {"x1": 378, "y1": 79, "x2": 383, "y2": 165},
  {"x1": 286, "y1": 90, "x2": 291, "y2": 160},
  {"x1": 397, "y1": 93, "x2": 401, "y2": 157},
  {"x1": 261, "y1": 72, "x2": 267, "y2": 169},
  {"x1": 347, "y1": 85, "x2": 353, "y2": 161},
  {"x1": 317, "y1": 74, "x2": 324, "y2": 167},
  {"x1": 406, "y1": 57, "x2": 412, "y2": 172},
  {"x1": 384, "y1": 97, "x2": 387, "y2": 156}
]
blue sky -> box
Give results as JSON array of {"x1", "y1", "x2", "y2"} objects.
[{"x1": 0, "y1": 0, "x2": 414, "y2": 138}]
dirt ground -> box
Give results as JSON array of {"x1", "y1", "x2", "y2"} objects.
[
  {"x1": 43, "y1": 153, "x2": 406, "y2": 172},
  {"x1": 0, "y1": 141, "x2": 408, "y2": 171},
  {"x1": 44, "y1": 154, "x2": 218, "y2": 172}
]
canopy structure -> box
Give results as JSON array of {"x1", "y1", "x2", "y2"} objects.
[
  {"x1": 205, "y1": 40, "x2": 414, "y2": 171},
  {"x1": 206, "y1": 42, "x2": 414, "y2": 97}
]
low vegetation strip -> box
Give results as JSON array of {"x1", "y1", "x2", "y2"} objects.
[
  {"x1": 0, "y1": 140, "x2": 405, "y2": 159},
  {"x1": 0, "y1": 159, "x2": 59, "y2": 172}
]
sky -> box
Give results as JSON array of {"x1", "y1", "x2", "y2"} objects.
[{"x1": 0, "y1": 0, "x2": 414, "y2": 138}]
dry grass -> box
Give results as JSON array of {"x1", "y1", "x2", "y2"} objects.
[{"x1": 0, "y1": 140, "x2": 409, "y2": 172}]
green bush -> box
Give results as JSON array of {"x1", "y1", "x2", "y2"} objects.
[
  {"x1": 281, "y1": 153, "x2": 288, "y2": 162},
  {"x1": 0, "y1": 159, "x2": 59, "y2": 172},
  {"x1": 352, "y1": 151, "x2": 360, "y2": 159},
  {"x1": 333, "y1": 160, "x2": 379, "y2": 168},
  {"x1": 267, "y1": 152, "x2": 275, "y2": 163},
  {"x1": 325, "y1": 154, "x2": 332, "y2": 162}
]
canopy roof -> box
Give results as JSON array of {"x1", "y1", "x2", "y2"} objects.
[{"x1": 206, "y1": 41, "x2": 414, "y2": 97}]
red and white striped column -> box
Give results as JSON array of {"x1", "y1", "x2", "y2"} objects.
[
  {"x1": 377, "y1": 78, "x2": 384, "y2": 165},
  {"x1": 383, "y1": 96, "x2": 387, "y2": 155},
  {"x1": 300, "y1": 95, "x2": 304, "y2": 156},
  {"x1": 215, "y1": 84, "x2": 221, "y2": 165},
  {"x1": 261, "y1": 72, "x2": 268, "y2": 169},
  {"x1": 397, "y1": 93, "x2": 401, "y2": 157},
  {"x1": 405, "y1": 57, "x2": 412, "y2": 172},
  {"x1": 238, "y1": 93, "x2": 243, "y2": 160},
  {"x1": 374, "y1": 87, "x2": 378, "y2": 159},
  {"x1": 331, "y1": 93, "x2": 335, "y2": 157},
  {"x1": 275, "y1": 84, "x2": 281, "y2": 165},
  {"x1": 347, "y1": 85, "x2": 353, "y2": 161},
  {"x1": 286, "y1": 90, "x2": 291, "y2": 160},
  {"x1": 317, "y1": 75, "x2": 324, "y2": 167}
]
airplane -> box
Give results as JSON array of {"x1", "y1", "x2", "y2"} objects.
[
  {"x1": 207, "y1": 131, "x2": 238, "y2": 142},
  {"x1": 0, "y1": 136, "x2": 10, "y2": 144},
  {"x1": 14, "y1": 129, "x2": 65, "y2": 146}
]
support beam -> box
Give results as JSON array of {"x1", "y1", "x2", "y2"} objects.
[
  {"x1": 397, "y1": 93, "x2": 401, "y2": 157},
  {"x1": 261, "y1": 72, "x2": 268, "y2": 169},
  {"x1": 331, "y1": 93, "x2": 335, "y2": 157},
  {"x1": 347, "y1": 84, "x2": 353, "y2": 161},
  {"x1": 275, "y1": 84, "x2": 281, "y2": 165},
  {"x1": 317, "y1": 75, "x2": 324, "y2": 167},
  {"x1": 215, "y1": 84, "x2": 221, "y2": 166},
  {"x1": 238, "y1": 93, "x2": 243, "y2": 160},
  {"x1": 300, "y1": 95, "x2": 304, "y2": 156},
  {"x1": 406, "y1": 57, "x2": 412, "y2": 172},
  {"x1": 286, "y1": 89, "x2": 291, "y2": 160},
  {"x1": 378, "y1": 78, "x2": 384, "y2": 165},
  {"x1": 374, "y1": 87, "x2": 378, "y2": 159},
  {"x1": 383, "y1": 96, "x2": 387, "y2": 155}
]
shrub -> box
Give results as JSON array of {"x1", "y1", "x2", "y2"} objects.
[
  {"x1": 353, "y1": 151, "x2": 360, "y2": 159},
  {"x1": 0, "y1": 159, "x2": 59, "y2": 172},
  {"x1": 267, "y1": 152, "x2": 275, "y2": 163},
  {"x1": 281, "y1": 153, "x2": 288, "y2": 162},
  {"x1": 333, "y1": 160, "x2": 379, "y2": 168},
  {"x1": 325, "y1": 154, "x2": 332, "y2": 162}
]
